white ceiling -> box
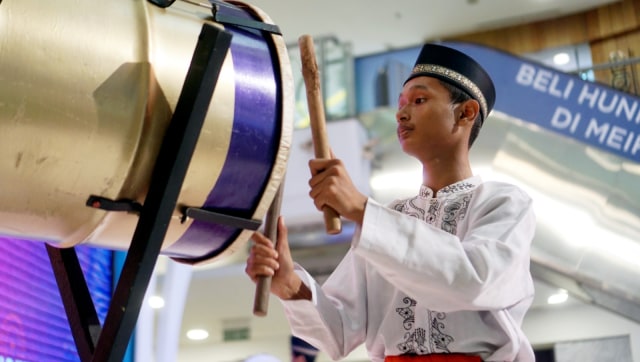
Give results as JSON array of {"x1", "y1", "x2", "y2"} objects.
[
  {"x1": 245, "y1": 0, "x2": 620, "y2": 56},
  {"x1": 150, "y1": 0, "x2": 628, "y2": 360}
]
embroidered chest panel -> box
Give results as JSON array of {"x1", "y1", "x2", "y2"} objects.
[
  {"x1": 391, "y1": 187, "x2": 473, "y2": 235},
  {"x1": 389, "y1": 182, "x2": 476, "y2": 354}
]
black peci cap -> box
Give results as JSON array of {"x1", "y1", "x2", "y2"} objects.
[{"x1": 404, "y1": 43, "x2": 496, "y2": 122}]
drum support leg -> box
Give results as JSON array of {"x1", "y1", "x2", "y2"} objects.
[
  {"x1": 46, "y1": 245, "x2": 102, "y2": 361},
  {"x1": 47, "y1": 23, "x2": 232, "y2": 362}
]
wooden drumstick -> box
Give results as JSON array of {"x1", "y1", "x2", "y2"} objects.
[
  {"x1": 298, "y1": 34, "x2": 342, "y2": 235},
  {"x1": 253, "y1": 180, "x2": 285, "y2": 316}
]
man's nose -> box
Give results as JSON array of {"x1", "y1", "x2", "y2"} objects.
[{"x1": 396, "y1": 106, "x2": 409, "y2": 122}]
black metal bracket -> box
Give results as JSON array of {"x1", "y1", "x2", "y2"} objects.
[
  {"x1": 210, "y1": 0, "x2": 281, "y2": 35},
  {"x1": 48, "y1": 23, "x2": 233, "y2": 362},
  {"x1": 86, "y1": 195, "x2": 143, "y2": 214},
  {"x1": 146, "y1": 0, "x2": 282, "y2": 36},
  {"x1": 46, "y1": 245, "x2": 102, "y2": 361},
  {"x1": 182, "y1": 206, "x2": 262, "y2": 231}
]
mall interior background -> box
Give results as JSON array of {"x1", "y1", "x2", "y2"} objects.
[{"x1": 1, "y1": 0, "x2": 640, "y2": 361}]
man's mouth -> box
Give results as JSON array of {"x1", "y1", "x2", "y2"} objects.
[{"x1": 397, "y1": 125, "x2": 413, "y2": 139}]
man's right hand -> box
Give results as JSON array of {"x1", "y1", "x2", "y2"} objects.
[{"x1": 245, "y1": 216, "x2": 311, "y2": 301}]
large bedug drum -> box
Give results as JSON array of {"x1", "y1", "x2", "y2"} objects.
[{"x1": 0, "y1": 0, "x2": 293, "y2": 264}]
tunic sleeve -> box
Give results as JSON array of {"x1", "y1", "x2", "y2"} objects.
[
  {"x1": 280, "y1": 252, "x2": 368, "y2": 360},
  {"x1": 353, "y1": 183, "x2": 535, "y2": 312}
]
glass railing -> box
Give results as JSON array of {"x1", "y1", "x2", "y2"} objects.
[{"x1": 575, "y1": 54, "x2": 640, "y2": 96}]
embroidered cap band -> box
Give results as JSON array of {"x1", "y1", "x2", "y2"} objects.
[
  {"x1": 404, "y1": 43, "x2": 496, "y2": 123},
  {"x1": 411, "y1": 64, "x2": 488, "y2": 121}
]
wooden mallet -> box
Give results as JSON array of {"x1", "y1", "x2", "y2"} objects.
[
  {"x1": 298, "y1": 34, "x2": 342, "y2": 235},
  {"x1": 252, "y1": 181, "x2": 285, "y2": 316}
]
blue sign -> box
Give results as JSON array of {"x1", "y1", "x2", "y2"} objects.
[{"x1": 443, "y1": 41, "x2": 640, "y2": 163}]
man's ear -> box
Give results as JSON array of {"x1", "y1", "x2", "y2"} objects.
[{"x1": 458, "y1": 99, "x2": 480, "y2": 125}]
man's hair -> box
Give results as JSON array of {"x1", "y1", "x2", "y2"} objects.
[{"x1": 438, "y1": 80, "x2": 482, "y2": 148}]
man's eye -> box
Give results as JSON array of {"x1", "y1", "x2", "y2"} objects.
[{"x1": 415, "y1": 98, "x2": 426, "y2": 104}]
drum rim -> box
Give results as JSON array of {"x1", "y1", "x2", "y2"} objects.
[{"x1": 171, "y1": 1, "x2": 294, "y2": 265}]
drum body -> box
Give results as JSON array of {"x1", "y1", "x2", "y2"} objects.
[{"x1": 0, "y1": 0, "x2": 293, "y2": 263}]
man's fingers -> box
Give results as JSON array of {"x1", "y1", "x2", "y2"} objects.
[
  {"x1": 246, "y1": 230, "x2": 281, "y2": 280},
  {"x1": 308, "y1": 158, "x2": 340, "y2": 177},
  {"x1": 246, "y1": 251, "x2": 280, "y2": 276},
  {"x1": 250, "y1": 241, "x2": 278, "y2": 259},
  {"x1": 276, "y1": 217, "x2": 288, "y2": 246},
  {"x1": 252, "y1": 231, "x2": 274, "y2": 246}
]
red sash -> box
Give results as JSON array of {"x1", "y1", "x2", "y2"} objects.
[{"x1": 385, "y1": 354, "x2": 482, "y2": 362}]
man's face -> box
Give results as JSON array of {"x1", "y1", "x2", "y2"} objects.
[{"x1": 396, "y1": 76, "x2": 463, "y2": 159}]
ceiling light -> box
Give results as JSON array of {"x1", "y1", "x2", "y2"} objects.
[
  {"x1": 553, "y1": 52, "x2": 570, "y2": 66},
  {"x1": 186, "y1": 328, "x2": 209, "y2": 341},
  {"x1": 148, "y1": 295, "x2": 165, "y2": 309},
  {"x1": 547, "y1": 289, "x2": 569, "y2": 305}
]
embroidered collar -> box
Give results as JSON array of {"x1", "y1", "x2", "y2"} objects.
[{"x1": 418, "y1": 175, "x2": 481, "y2": 199}]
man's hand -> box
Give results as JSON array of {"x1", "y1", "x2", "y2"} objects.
[
  {"x1": 308, "y1": 157, "x2": 368, "y2": 225},
  {"x1": 245, "y1": 217, "x2": 310, "y2": 301}
]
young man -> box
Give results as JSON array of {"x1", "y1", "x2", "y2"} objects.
[{"x1": 246, "y1": 43, "x2": 536, "y2": 362}]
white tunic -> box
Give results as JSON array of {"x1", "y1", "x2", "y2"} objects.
[{"x1": 281, "y1": 176, "x2": 536, "y2": 362}]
